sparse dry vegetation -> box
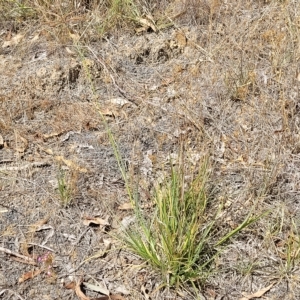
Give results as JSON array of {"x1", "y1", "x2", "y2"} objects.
[{"x1": 1, "y1": 0, "x2": 300, "y2": 299}]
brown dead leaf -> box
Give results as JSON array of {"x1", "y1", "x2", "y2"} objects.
[
  {"x1": 18, "y1": 269, "x2": 42, "y2": 283},
  {"x1": 82, "y1": 216, "x2": 110, "y2": 227},
  {"x1": 75, "y1": 281, "x2": 90, "y2": 300},
  {"x1": 240, "y1": 283, "x2": 275, "y2": 300},
  {"x1": 65, "y1": 280, "x2": 90, "y2": 300},
  {"x1": 65, "y1": 281, "x2": 76, "y2": 290}
]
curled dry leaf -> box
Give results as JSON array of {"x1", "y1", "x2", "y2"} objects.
[
  {"x1": 65, "y1": 280, "x2": 90, "y2": 300},
  {"x1": 64, "y1": 281, "x2": 76, "y2": 289},
  {"x1": 75, "y1": 283, "x2": 90, "y2": 300},
  {"x1": 18, "y1": 269, "x2": 42, "y2": 283},
  {"x1": 82, "y1": 216, "x2": 110, "y2": 227}
]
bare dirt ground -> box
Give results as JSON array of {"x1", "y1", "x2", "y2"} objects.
[{"x1": 1, "y1": 1, "x2": 300, "y2": 299}]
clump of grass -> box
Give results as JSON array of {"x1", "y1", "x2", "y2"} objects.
[
  {"x1": 100, "y1": 0, "x2": 139, "y2": 32},
  {"x1": 277, "y1": 219, "x2": 300, "y2": 278},
  {"x1": 0, "y1": 1, "x2": 34, "y2": 20},
  {"x1": 0, "y1": 0, "x2": 143, "y2": 42},
  {"x1": 57, "y1": 168, "x2": 72, "y2": 208},
  {"x1": 122, "y1": 156, "x2": 262, "y2": 288}
]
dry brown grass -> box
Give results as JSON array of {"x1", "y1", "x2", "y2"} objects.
[{"x1": 1, "y1": 0, "x2": 300, "y2": 299}]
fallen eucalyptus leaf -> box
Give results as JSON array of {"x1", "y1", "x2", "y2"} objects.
[
  {"x1": 240, "y1": 283, "x2": 275, "y2": 300},
  {"x1": 18, "y1": 269, "x2": 42, "y2": 283},
  {"x1": 83, "y1": 282, "x2": 109, "y2": 296}
]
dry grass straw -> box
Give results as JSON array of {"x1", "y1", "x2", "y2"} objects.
[
  {"x1": 2, "y1": 0, "x2": 300, "y2": 297},
  {"x1": 0, "y1": 0, "x2": 143, "y2": 42}
]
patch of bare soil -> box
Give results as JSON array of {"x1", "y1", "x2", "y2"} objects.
[{"x1": 1, "y1": 2, "x2": 300, "y2": 299}]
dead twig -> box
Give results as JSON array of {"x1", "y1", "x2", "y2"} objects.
[
  {"x1": 26, "y1": 243, "x2": 55, "y2": 252},
  {"x1": 0, "y1": 246, "x2": 36, "y2": 265}
]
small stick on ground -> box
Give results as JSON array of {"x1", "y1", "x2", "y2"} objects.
[{"x1": 0, "y1": 246, "x2": 36, "y2": 265}]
